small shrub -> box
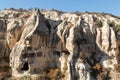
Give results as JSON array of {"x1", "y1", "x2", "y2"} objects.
[
  {"x1": 108, "y1": 21, "x2": 115, "y2": 27},
  {"x1": 113, "y1": 24, "x2": 120, "y2": 32},
  {"x1": 108, "y1": 21, "x2": 120, "y2": 32},
  {"x1": 40, "y1": 68, "x2": 62, "y2": 80},
  {"x1": 93, "y1": 63, "x2": 101, "y2": 70},
  {"x1": 94, "y1": 19, "x2": 103, "y2": 28},
  {"x1": 48, "y1": 68, "x2": 61, "y2": 79}
]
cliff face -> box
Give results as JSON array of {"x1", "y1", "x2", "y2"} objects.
[{"x1": 0, "y1": 8, "x2": 120, "y2": 80}]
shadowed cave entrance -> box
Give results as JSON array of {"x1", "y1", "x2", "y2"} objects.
[{"x1": 21, "y1": 62, "x2": 29, "y2": 71}]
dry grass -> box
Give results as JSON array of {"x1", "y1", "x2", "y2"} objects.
[
  {"x1": 94, "y1": 19, "x2": 103, "y2": 28},
  {"x1": 39, "y1": 68, "x2": 62, "y2": 80},
  {"x1": 93, "y1": 63, "x2": 101, "y2": 70},
  {"x1": 48, "y1": 68, "x2": 60, "y2": 79}
]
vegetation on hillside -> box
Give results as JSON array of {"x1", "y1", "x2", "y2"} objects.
[{"x1": 108, "y1": 21, "x2": 120, "y2": 33}]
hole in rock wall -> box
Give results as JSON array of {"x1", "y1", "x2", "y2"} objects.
[
  {"x1": 37, "y1": 51, "x2": 42, "y2": 57},
  {"x1": 22, "y1": 52, "x2": 36, "y2": 58},
  {"x1": 21, "y1": 62, "x2": 29, "y2": 71},
  {"x1": 53, "y1": 51, "x2": 61, "y2": 57},
  {"x1": 28, "y1": 53, "x2": 35, "y2": 58}
]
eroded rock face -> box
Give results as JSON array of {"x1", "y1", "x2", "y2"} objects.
[{"x1": 0, "y1": 8, "x2": 120, "y2": 80}]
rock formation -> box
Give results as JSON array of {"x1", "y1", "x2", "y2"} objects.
[{"x1": 0, "y1": 8, "x2": 120, "y2": 80}]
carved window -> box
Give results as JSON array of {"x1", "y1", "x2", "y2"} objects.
[
  {"x1": 37, "y1": 52, "x2": 42, "y2": 57},
  {"x1": 27, "y1": 46, "x2": 32, "y2": 50},
  {"x1": 53, "y1": 51, "x2": 60, "y2": 57},
  {"x1": 28, "y1": 53, "x2": 35, "y2": 58},
  {"x1": 21, "y1": 63, "x2": 29, "y2": 71},
  {"x1": 22, "y1": 53, "x2": 28, "y2": 58}
]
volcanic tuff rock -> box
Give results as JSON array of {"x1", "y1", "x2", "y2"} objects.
[{"x1": 0, "y1": 8, "x2": 120, "y2": 80}]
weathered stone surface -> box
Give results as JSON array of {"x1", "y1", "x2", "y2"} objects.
[{"x1": 0, "y1": 8, "x2": 120, "y2": 80}]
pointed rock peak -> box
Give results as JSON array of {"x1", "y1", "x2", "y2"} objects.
[
  {"x1": 34, "y1": 8, "x2": 40, "y2": 15},
  {"x1": 20, "y1": 9, "x2": 41, "y2": 40},
  {"x1": 33, "y1": 8, "x2": 44, "y2": 20}
]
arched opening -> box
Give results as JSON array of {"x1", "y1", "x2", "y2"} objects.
[{"x1": 21, "y1": 62, "x2": 29, "y2": 71}]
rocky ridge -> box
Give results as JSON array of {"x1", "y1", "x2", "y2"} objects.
[{"x1": 0, "y1": 8, "x2": 120, "y2": 80}]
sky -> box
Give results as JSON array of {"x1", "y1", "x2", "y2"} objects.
[{"x1": 0, "y1": 0, "x2": 120, "y2": 16}]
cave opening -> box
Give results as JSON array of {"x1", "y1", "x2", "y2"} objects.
[
  {"x1": 21, "y1": 62, "x2": 29, "y2": 71},
  {"x1": 53, "y1": 51, "x2": 61, "y2": 57}
]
